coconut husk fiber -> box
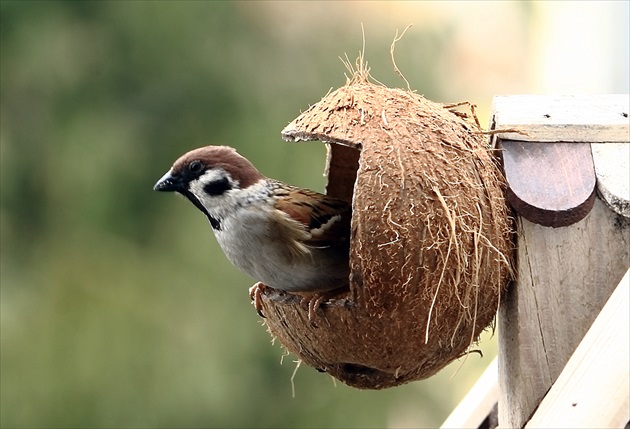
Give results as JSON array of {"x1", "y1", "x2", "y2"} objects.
[{"x1": 257, "y1": 69, "x2": 513, "y2": 390}]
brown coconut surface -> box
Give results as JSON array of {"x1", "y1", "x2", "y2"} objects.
[{"x1": 257, "y1": 71, "x2": 514, "y2": 390}]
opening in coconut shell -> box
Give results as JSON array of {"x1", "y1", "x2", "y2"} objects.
[{"x1": 257, "y1": 71, "x2": 513, "y2": 390}]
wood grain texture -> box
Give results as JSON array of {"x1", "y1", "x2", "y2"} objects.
[
  {"x1": 525, "y1": 270, "x2": 630, "y2": 429},
  {"x1": 501, "y1": 140, "x2": 596, "y2": 227},
  {"x1": 498, "y1": 196, "x2": 630, "y2": 428},
  {"x1": 591, "y1": 142, "x2": 630, "y2": 218},
  {"x1": 491, "y1": 94, "x2": 630, "y2": 142}
]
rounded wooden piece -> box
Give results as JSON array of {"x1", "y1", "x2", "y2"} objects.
[
  {"x1": 501, "y1": 140, "x2": 596, "y2": 227},
  {"x1": 591, "y1": 142, "x2": 630, "y2": 218}
]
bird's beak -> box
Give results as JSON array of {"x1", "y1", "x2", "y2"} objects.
[{"x1": 153, "y1": 170, "x2": 183, "y2": 192}]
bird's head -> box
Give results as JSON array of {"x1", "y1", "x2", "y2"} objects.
[{"x1": 154, "y1": 146, "x2": 265, "y2": 227}]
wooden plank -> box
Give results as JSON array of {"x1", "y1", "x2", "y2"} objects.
[
  {"x1": 440, "y1": 357, "x2": 498, "y2": 429},
  {"x1": 498, "y1": 196, "x2": 630, "y2": 428},
  {"x1": 491, "y1": 95, "x2": 630, "y2": 142},
  {"x1": 501, "y1": 140, "x2": 596, "y2": 227},
  {"x1": 591, "y1": 142, "x2": 630, "y2": 218},
  {"x1": 525, "y1": 270, "x2": 630, "y2": 428}
]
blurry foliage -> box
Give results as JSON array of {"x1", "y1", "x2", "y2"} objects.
[{"x1": 1, "y1": 2, "x2": 495, "y2": 428}]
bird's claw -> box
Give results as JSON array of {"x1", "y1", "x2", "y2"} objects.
[
  {"x1": 249, "y1": 283, "x2": 266, "y2": 318},
  {"x1": 301, "y1": 294, "x2": 328, "y2": 322},
  {"x1": 300, "y1": 287, "x2": 348, "y2": 322}
]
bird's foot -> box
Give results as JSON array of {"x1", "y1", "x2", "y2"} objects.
[
  {"x1": 249, "y1": 283, "x2": 267, "y2": 318},
  {"x1": 298, "y1": 288, "x2": 347, "y2": 322},
  {"x1": 302, "y1": 294, "x2": 326, "y2": 322}
]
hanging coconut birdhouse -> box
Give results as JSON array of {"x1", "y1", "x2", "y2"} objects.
[{"x1": 255, "y1": 68, "x2": 513, "y2": 390}]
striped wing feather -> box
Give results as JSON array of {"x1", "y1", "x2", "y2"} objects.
[{"x1": 273, "y1": 185, "x2": 351, "y2": 249}]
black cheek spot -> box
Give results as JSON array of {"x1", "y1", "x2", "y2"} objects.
[{"x1": 204, "y1": 177, "x2": 232, "y2": 196}]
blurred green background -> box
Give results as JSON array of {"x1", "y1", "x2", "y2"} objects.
[{"x1": 2, "y1": 2, "x2": 628, "y2": 428}]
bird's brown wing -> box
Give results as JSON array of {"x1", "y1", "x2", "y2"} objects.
[{"x1": 273, "y1": 185, "x2": 351, "y2": 249}]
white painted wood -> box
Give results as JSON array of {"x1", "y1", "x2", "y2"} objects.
[
  {"x1": 591, "y1": 142, "x2": 630, "y2": 217},
  {"x1": 491, "y1": 95, "x2": 630, "y2": 142},
  {"x1": 525, "y1": 270, "x2": 630, "y2": 429},
  {"x1": 498, "y1": 197, "x2": 630, "y2": 428},
  {"x1": 440, "y1": 357, "x2": 498, "y2": 429}
]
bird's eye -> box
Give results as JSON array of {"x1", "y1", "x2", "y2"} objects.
[{"x1": 189, "y1": 160, "x2": 203, "y2": 174}]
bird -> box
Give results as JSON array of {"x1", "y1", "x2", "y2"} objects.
[{"x1": 153, "y1": 145, "x2": 351, "y2": 318}]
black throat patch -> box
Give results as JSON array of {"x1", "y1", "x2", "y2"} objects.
[
  {"x1": 181, "y1": 189, "x2": 222, "y2": 231},
  {"x1": 208, "y1": 216, "x2": 221, "y2": 231}
]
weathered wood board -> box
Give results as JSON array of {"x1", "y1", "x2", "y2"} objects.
[
  {"x1": 442, "y1": 95, "x2": 630, "y2": 429},
  {"x1": 525, "y1": 270, "x2": 629, "y2": 428},
  {"x1": 491, "y1": 94, "x2": 630, "y2": 142},
  {"x1": 498, "y1": 197, "x2": 630, "y2": 427}
]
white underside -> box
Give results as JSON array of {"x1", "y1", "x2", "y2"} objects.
[{"x1": 189, "y1": 175, "x2": 347, "y2": 292}]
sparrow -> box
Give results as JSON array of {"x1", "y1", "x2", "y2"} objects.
[{"x1": 153, "y1": 145, "x2": 351, "y2": 317}]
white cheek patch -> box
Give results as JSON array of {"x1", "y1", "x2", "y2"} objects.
[
  {"x1": 188, "y1": 170, "x2": 270, "y2": 221},
  {"x1": 189, "y1": 169, "x2": 233, "y2": 196}
]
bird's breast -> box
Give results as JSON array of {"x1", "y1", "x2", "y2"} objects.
[{"x1": 212, "y1": 207, "x2": 346, "y2": 292}]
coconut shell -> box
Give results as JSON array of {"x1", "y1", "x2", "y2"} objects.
[{"x1": 258, "y1": 76, "x2": 513, "y2": 390}]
